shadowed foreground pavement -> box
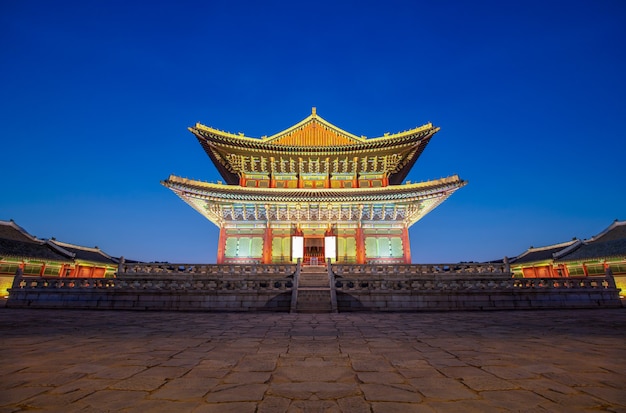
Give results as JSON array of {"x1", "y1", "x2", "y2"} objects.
[{"x1": 1, "y1": 307, "x2": 625, "y2": 412}]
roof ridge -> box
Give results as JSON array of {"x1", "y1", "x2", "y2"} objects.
[
  {"x1": 586, "y1": 219, "x2": 625, "y2": 243},
  {"x1": 193, "y1": 109, "x2": 436, "y2": 144},
  {"x1": 511, "y1": 239, "x2": 579, "y2": 262},
  {"x1": 263, "y1": 109, "x2": 365, "y2": 143},
  {"x1": 552, "y1": 239, "x2": 583, "y2": 259},
  {"x1": 45, "y1": 240, "x2": 76, "y2": 258},
  {"x1": 0, "y1": 219, "x2": 42, "y2": 243},
  {"x1": 49, "y1": 239, "x2": 118, "y2": 262}
]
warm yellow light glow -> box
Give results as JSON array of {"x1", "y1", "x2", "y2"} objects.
[
  {"x1": 325, "y1": 236, "x2": 336, "y2": 260},
  {"x1": 292, "y1": 236, "x2": 304, "y2": 259}
]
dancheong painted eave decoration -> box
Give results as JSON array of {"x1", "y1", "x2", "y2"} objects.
[{"x1": 162, "y1": 108, "x2": 466, "y2": 265}]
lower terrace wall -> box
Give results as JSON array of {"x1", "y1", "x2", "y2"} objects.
[
  {"x1": 331, "y1": 264, "x2": 622, "y2": 311},
  {"x1": 7, "y1": 264, "x2": 296, "y2": 311},
  {"x1": 6, "y1": 262, "x2": 622, "y2": 312}
]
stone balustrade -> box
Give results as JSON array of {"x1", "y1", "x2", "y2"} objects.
[
  {"x1": 119, "y1": 263, "x2": 296, "y2": 278},
  {"x1": 511, "y1": 277, "x2": 613, "y2": 289},
  {"x1": 332, "y1": 263, "x2": 509, "y2": 277},
  {"x1": 13, "y1": 275, "x2": 294, "y2": 292},
  {"x1": 6, "y1": 262, "x2": 621, "y2": 312},
  {"x1": 332, "y1": 273, "x2": 615, "y2": 293}
]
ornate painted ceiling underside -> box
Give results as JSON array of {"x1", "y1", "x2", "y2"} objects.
[{"x1": 189, "y1": 108, "x2": 439, "y2": 185}]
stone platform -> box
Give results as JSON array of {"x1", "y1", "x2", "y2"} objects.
[
  {"x1": 1, "y1": 306, "x2": 625, "y2": 412},
  {"x1": 6, "y1": 262, "x2": 622, "y2": 312}
]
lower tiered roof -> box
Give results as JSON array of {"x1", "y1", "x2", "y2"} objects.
[{"x1": 162, "y1": 175, "x2": 466, "y2": 227}]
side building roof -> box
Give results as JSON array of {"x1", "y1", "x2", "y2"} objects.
[
  {"x1": 0, "y1": 220, "x2": 119, "y2": 266},
  {"x1": 555, "y1": 220, "x2": 626, "y2": 262},
  {"x1": 0, "y1": 220, "x2": 73, "y2": 262},
  {"x1": 48, "y1": 240, "x2": 118, "y2": 265},
  {"x1": 509, "y1": 240, "x2": 580, "y2": 265}
]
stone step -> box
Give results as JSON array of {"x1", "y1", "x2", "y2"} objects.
[
  {"x1": 301, "y1": 266, "x2": 327, "y2": 273},
  {"x1": 298, "y1": 278, "x2": 329, "y2": 287},
  {"x1": 298, "y1": 271, "x2": 329, "y2": 288},
  {"x1": 296, "y1": 289, "x2": 332, "y2": 313}
]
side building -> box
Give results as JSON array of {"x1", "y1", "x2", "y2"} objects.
[
  {"x1": 509, "y1": 220, "x2": 626, "y2": 294},
  {"x1": 0, "y1": 220, "x2": 119, "y2": 295},
  {"x1": 162, "y1": 108, "x2": 466, "y2": 265}
]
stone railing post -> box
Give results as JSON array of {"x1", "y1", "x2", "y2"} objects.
[
  {"x1": 290, "y1": 258, "x2": 301, "y2": 314},
  {"x1": 327, "y1": 258, "x2": 338, "y2": 313},
  {"x1": 117, "y1": 256, "x2": 125, "y2": 277},
  {"x1": 605, "y1": 265, "x2": 617, "y2": 289},
  {"x1": 11, "y1": 267, "x2": 24, "y2": 290}
]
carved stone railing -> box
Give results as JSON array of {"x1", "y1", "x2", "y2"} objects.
[
  {"x1": 332, "y1": 263, "x2": 510, "y2": 277},
  {"x1": 7, "y1": 262, "x2": 620, "y2": 311},
  {"x1": 331, "y1": 271, "x2": 617, "y2": 293},
  {"x1": 333, "y1": 276, "x2": 512, "y2": 292},
  {"x1": 11, "y1": 275, "x2": 295, "y2": 292},
  {"x1": 119, "y1": 263, "x2": 296, "y2": 278},
  {"x1": 511, "y1": 277, "x2": 615, "y2": 289}
]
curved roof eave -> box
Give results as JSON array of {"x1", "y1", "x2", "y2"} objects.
[
  {"x1": 162, "y1": 175, "x2": 466, "y2": 204},
  {"x1": 190, "y1": 112, "x2": 438, "y2": 151}
]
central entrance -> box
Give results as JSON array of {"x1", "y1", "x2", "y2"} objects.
[
  {"x1": 291, "y1": 234, "x2": 337, "y2": 265},
  {"x1": 304, "y1": 237, "x2": 324, "y2": 265}
]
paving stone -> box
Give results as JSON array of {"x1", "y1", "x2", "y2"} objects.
[
  {"x1": 459, "y1": 375, "x2": 518, "y2": 391},
  {"x1": 425, "y1": 400, "x2": 509, "y2": 413},
  {"x1": 235, "y1": 355, "x2": 278, "y2": 372},
  {"x1": 371, "y1": 402, "x2": 436, "y2": 413},
  {"x1": 222, "y1": 371, "x2": 271, "y2": 384},
  {"x1": 287, "y1": 400, "x2": 340, "y2": 413},
  {"x1": 89, "y1": 365, "x2": 147, "y2": 380},
  {"x1": 0, "y1": 387, "x2": 48, "y2": 406},
  {"x1": 184, "y1": 367, "x2": 230, "y2": 379},
  {"x1": 78, "y1": 389, "x2": 150, "y2": 411},
  {"x1": 150, "y1": 377, "x2": 218, "y2": 400},
  {"x1": 20, "y1": 388, "x2": 94, "y2": 409},
  {"x1": 257, "y1": 396, "x2": 291, "y2": 413},
  {"x1": 350, "y1": 356, "x2": 394, "y2": 372},
  {"x1": 336, "y1": 396, "x2": 370, "y2": 413},
  {"x1": 479, "y1": 389, "x2": 549, "y2": 410},
  {"x1": 357, "y1": 372, "x2": 406, "y2": 384},
  {"x1": 274, "y1": 366, "x2": 354, "y2": 383},
  {"x1": 360, "y1": 384, "x2": 422, "y2": 402},
  {"x1": 270, "y1": 383, "x2": 359, "y2": 399},
  {"x1": 119, "y1": 399, "x2": 202, "y2": 412},
  {"x1": 108, "y1": 375, "x2": 166, "y2": 391},
  {"x1": 205, "y1": 383, "x2": 268, "y2": 402},
  {"x1": 408, "y1": 377, "x2": 478, "y2": 400},
  {"x1": 48, "y1": 378, "x2": 118, "y2": 395},
  {"x1": 2, "y1": 308, "x2": 626, "y2": 412},
  {"x1": 193, "y1": 402, "x2": 257, "y2": 413},
  {"x1": 132, "y1": 365, "x2": 191, "y2": 379},
  {"x1": 578, "y1": 386, "x2": 626, "y2": 406}
]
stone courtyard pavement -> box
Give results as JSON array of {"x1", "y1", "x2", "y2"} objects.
[{"x1": 0, "y1": 307, "x2": 625, "y2": 413}]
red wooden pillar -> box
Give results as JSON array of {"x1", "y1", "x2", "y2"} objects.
[
  {"x1": 402, "y1": 226, "x2": 412, "y2": 264},
  {"x1": 216, "y1": 226, "x2": 227, "y2": 264},
  {"x1": 382, "y1": 174, "x2": 389, "y2": 187},
  {"x1": 263, "y1": 226, "x2": 273, "y2": 264},
  {"x1": 355, "y1": 226, "x2": 365, "y2": 264}
]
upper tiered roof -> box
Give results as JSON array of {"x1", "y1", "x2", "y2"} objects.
[{"x1": 189, "y1": 108, "x2": 439, "y2": 185}]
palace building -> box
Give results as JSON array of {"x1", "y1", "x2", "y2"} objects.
[{"x1": 162, "y1": 109, "x2": 466, "y2": 265}]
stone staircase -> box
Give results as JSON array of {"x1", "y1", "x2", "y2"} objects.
[{"x1": 296, "y1": 266, "x2": 332, "y2": 313}]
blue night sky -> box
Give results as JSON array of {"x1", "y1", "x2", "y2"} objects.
[{"x1": 1, "y1": 1, "x2": 625, "y2": 264}]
